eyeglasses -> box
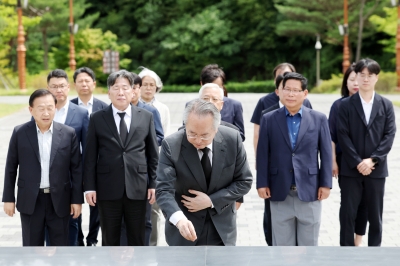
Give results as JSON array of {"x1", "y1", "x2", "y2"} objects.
[
  {"x1": 110, "y1": 86, "x2": 132, "y2": 92},
  {"x1": 358, "y1": 73, "x2": 376, "y2": 80},
  {"x1": 201, "y1": 97, "x2": 222, "y2": 103},
  {"x1": 282, "y1": 88, "x2": 304, "y2": 95},
  {"x1": 49, "y1": 84, "x2": 68, "y2": 90},
  {"x1": 187, "y1": 134, "x2": 212, "y2": 141},
  {"x1": 141, "y1": 84, "x2": 156, "y2": 88}
]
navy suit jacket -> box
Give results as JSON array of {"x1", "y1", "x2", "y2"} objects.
[
  {"x1": 220, "y1": 97, "x2": 245, "y2": 141},
  {"x1": 137, "y1": 101, "x2": 164, "y2": 146},
  {"x1": 65, "y1": 102, "x2": 89, "y2": 153},
  {"x1": 256, "y1": 107, "x2": 332, "y2": 202},
  {"x1": 70, "y1": 97, "x2": 109, "y2": 114}
]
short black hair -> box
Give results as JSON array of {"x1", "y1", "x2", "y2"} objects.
[
  {"x1": 273, "y1": 63, "x2": 296, "y2": 79},
  {"x1": 107, "y1": 70, "x2": 134, "y2": 89},
  {"x1": 354, "y1": 58, "x2": 380, "y2": 75},
  {"x1": 131, "y1": 72, "x2": 142, "y2": 86},
  {"x1": 275, "y1": 75, "x2": 284, "y2": 90},
  {"x1": 29, "y1": 89, "x2": 57, "y2": 107},
  {"x1": 73, "y1": 67, "x2": 96, "y2": 83},
  {"x1": 341, "y1": 63, "x2": 356, "y2": 97},
  {"x1": 200, "y1": 64, "x2": 227, "y2": 97},
  {"x1": 47, "y1": 69, "x2": 69, "y2": 83},
  {"x1": 282, "y1": 72, "x2": 307, "y2": 91}
]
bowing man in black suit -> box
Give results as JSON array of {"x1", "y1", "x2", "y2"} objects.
[
  {"x1": 2, "y1": 89, "x2": 83, "y2": 246},
  {"x1": 84, "y1": 70, "x2": 159, "y2": 246},
  {"x1": 71, "y1": 67, "x2": 108, "y2": 246},
  {"x1": 338, "y1": 58, "x2": 396, "y2": 246}
]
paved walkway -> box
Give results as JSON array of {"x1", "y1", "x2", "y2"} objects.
[{"x1": 0, "y1": 93, "x2": 400, "y2": 247}]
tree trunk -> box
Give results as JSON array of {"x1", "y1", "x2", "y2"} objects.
[
  {"x1": 42, "y1": 28, "x2": 48, "y2": 70},
  {"x1": 356, "y1": 0, "x2": 366, "y2": 62}
]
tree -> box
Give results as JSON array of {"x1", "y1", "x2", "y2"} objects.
[{"x1": 27, "y1": 0, "x2": 98, "y2": 70}]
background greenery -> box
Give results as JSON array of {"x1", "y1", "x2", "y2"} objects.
[{"x1": 0, "y1": 0, "x2": 398, "y2": 92}]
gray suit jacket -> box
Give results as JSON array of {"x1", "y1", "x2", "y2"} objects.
[{"x1": 156, "y1": 126, "x2": 253, "y2": 246}]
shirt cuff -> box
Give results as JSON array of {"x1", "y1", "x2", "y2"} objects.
[
  {"x1": 84, "y1": 190, "x2": 96, "y2": 195},
  {"x1": 169, "y1": 211, "x2": 187, "y2": 226}
]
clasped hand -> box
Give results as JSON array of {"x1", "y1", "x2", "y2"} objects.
[
  {"x1": 181, "y1": 189, "x2": 212, "y2": 212},
  {"x1": 357, "y1": 158, "x2": 375, "y2": 176}
]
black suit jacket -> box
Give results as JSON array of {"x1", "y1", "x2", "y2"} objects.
[
  {"x1": 83, "y1": 104, "x2": 159, "y2": 201},
  {"x1": 70, "y1": 97, "x2": 109, "y2": 114},
  {"x1": 2, "y1": 121, "x2": 83, "y2": 217},
  {"x1": 261, "y1": 103, "x2": 280, "y2": 116},
  {"x1": 337, "y1": 92, "x2": 396, "y2": 178}
]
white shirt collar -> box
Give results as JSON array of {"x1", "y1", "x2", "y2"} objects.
[
  {"x1": 198, "y1": 142, "x2": 213, "y2": 152},
  {"x1": 36, "y1": 122, "x2": 54, "y2": 134},
  {"x1": 78, "y1": 96, "x2": 94, "y2": 106},
  {"x1": 111, "y1": 104, "x2": 131, "y2": 118},
  {"x1": 278, "y1": 101, "x2": 284, "y2": 108},
  {"x1": 57, "y1": 99, "x2": 69, "y2": 112},
  {"x1": 360, "y1": 91, "x2": 375, "y2": 105}
]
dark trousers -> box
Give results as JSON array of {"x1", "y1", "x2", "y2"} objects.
[
  {"x1": 21, "y1": 193, "x2": 69, "y2": 246},
  {"x1": 263, "y1": 199, "x2": 273, "y2": 246},
  {"x1": 340, "y1": 175, "x2": 385, "y2": 246},
  {"x1": 120, "y1": 200, "x2": 152, "y2": 246},
  {"x1": 196, "y1": 216, "x2": 224, "y2": 246},
  {"x1": 77, "y1": 215, "x2": 84, "y2": 246},
  {"x1": 69, "y1": 215, "x2": 79, "y2": 246},
  {"x1": 98, "y1": 191, "x2": 147, "y2": 246},
  {"x1": 86, "y1": 205, "x2": 101, "y2": 245},
  {"x1": 337, "y1": 154, "x2": 368, "y2": 236}
]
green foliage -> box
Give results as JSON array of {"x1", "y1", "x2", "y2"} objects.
[
  {"x1": 51, "y1": 28, "x2": 130, "y2": 85},
  {"x1": 162, "y1": 80, "x2": 275, "y2": 93},
  {"x1": 314, "y1": 71, "x2": 397, "y2": 93}
]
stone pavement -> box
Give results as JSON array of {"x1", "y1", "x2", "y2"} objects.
[{"x1": 0, "y1": 93, "x2": 400, "y2": 247}]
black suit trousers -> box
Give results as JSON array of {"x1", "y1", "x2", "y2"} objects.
[
  {"x1": 337, "y1": 154, "x2": 368, "y2": 236},
  {"x1": 21, "y1": 193, "x2": 69, "y2": 246},
  {"x1": 340, "y1": 175, "x2": 385, "y2": 246},
  {"x1": 98, "y1": 191, "x2": 147, "y2": 246}
]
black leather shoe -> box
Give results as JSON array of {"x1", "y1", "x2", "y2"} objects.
[{"x1": 87, "y1": 242, "x2": 97, "y2": 246}]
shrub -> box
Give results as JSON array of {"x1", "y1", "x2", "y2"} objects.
[
  {"x1": 162, "y1": 80, "x2": 276, "y2": 93},
  {"x1": 313, "y1": 71, "x2": 398, "y2": 93}
]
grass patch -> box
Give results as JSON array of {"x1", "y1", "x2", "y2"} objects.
[
  {"x1": 0, "y1": 104, "x2": 27, "y2": 118},
  {"x1": 393, "y1": 101, "x2": 400, "y2": 108}
]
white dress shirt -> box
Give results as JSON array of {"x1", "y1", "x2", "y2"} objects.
[
  {"x1": 169, "y1": 143, "x2": 213, "y2": 226},
  {"x1": 54, "y1": 100, "x2": 69, "y2": 124},
  {"x1": 37, "y1": 123, "x2": 53, "y2": 189},
  {"x1": 112, "y1": 104, "x2": 131, "y2": 133},
  {"x1": 279, "y1": 101, "x2": 284, "y2": 108},
  {"x1": 360, "y1": 92, "x2": 375, "y2": 124},
  {"x1": 78, "y1": 96, "x2": 94, "y2": 115}
]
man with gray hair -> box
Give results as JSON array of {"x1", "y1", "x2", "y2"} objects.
[
  {"x1": 84, "y1": 70, "x2": 159, "y2": 246},
  {"x1": 156, "y1": 99, "x2": 252, "y2": 246}
]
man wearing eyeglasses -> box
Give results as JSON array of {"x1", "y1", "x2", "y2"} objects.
[
  {"x1": 257, "y1": 72, "x2": 332, "y2": 246},
  {"x1": 46, "y1": 69, "x2": 89, "y2": 246},
  {"x1": 84, "y1": 70, "x2": 158, "y2": 246},
  {"x1": 156, "y1": 99, "x2": 252, "y2": 246}
]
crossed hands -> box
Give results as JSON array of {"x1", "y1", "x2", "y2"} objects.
[{"x1": 357, "y1": 158, "x2": 375, "y2": 176}]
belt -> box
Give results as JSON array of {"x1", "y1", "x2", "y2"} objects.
[
  {"x1": 290, "y1": 185, "x2": 297, "y2": 191},
  {"x1": 39, "y1": 188, "x2": 51, "y2": 194}
]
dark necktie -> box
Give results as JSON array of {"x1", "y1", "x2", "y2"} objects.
[
  {"x1": 201, "y1": 147, "x2": 212, "y2": 187},
  {"x1": 118, "y1": 112, "x2": 128, "y2": 144}
]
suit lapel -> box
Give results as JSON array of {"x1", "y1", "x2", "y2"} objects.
[
  {"x1": 125, "y1": 105, "x2": 141, "y2": 147},
  {"x1": 293, "y1": 108, "x2": 311, "y2": 152},
  {"x1": 274, "y1": 108, "x2": 292, "y2": 150},
  {"x1": 367, "y1": 93, "x2": 381, "y2": 129},
  {"x1": 65, "y1": 104, "x2": 75, "y2": 126},
  {"x1": 25, "y1": 121, "x2": 40, "y2": 163},
  {"x1": 181, "y1": 135, "x2": 208, "y2": 192},
  {"x1": 50, "y1": 122, "x2": 63, "y2": 167},
  {"x1": 352, "y1": 93, "x2": 368, "y2": 127},
  {"x1": 92, "y1": 98, "x2": 101, "y2": 113},
  {"x1": 102, "y1": 105, "x2": 124, "y2": 147},
  {"x1": 208, "y1": 131, "x2": 225, "y2": 193}
]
